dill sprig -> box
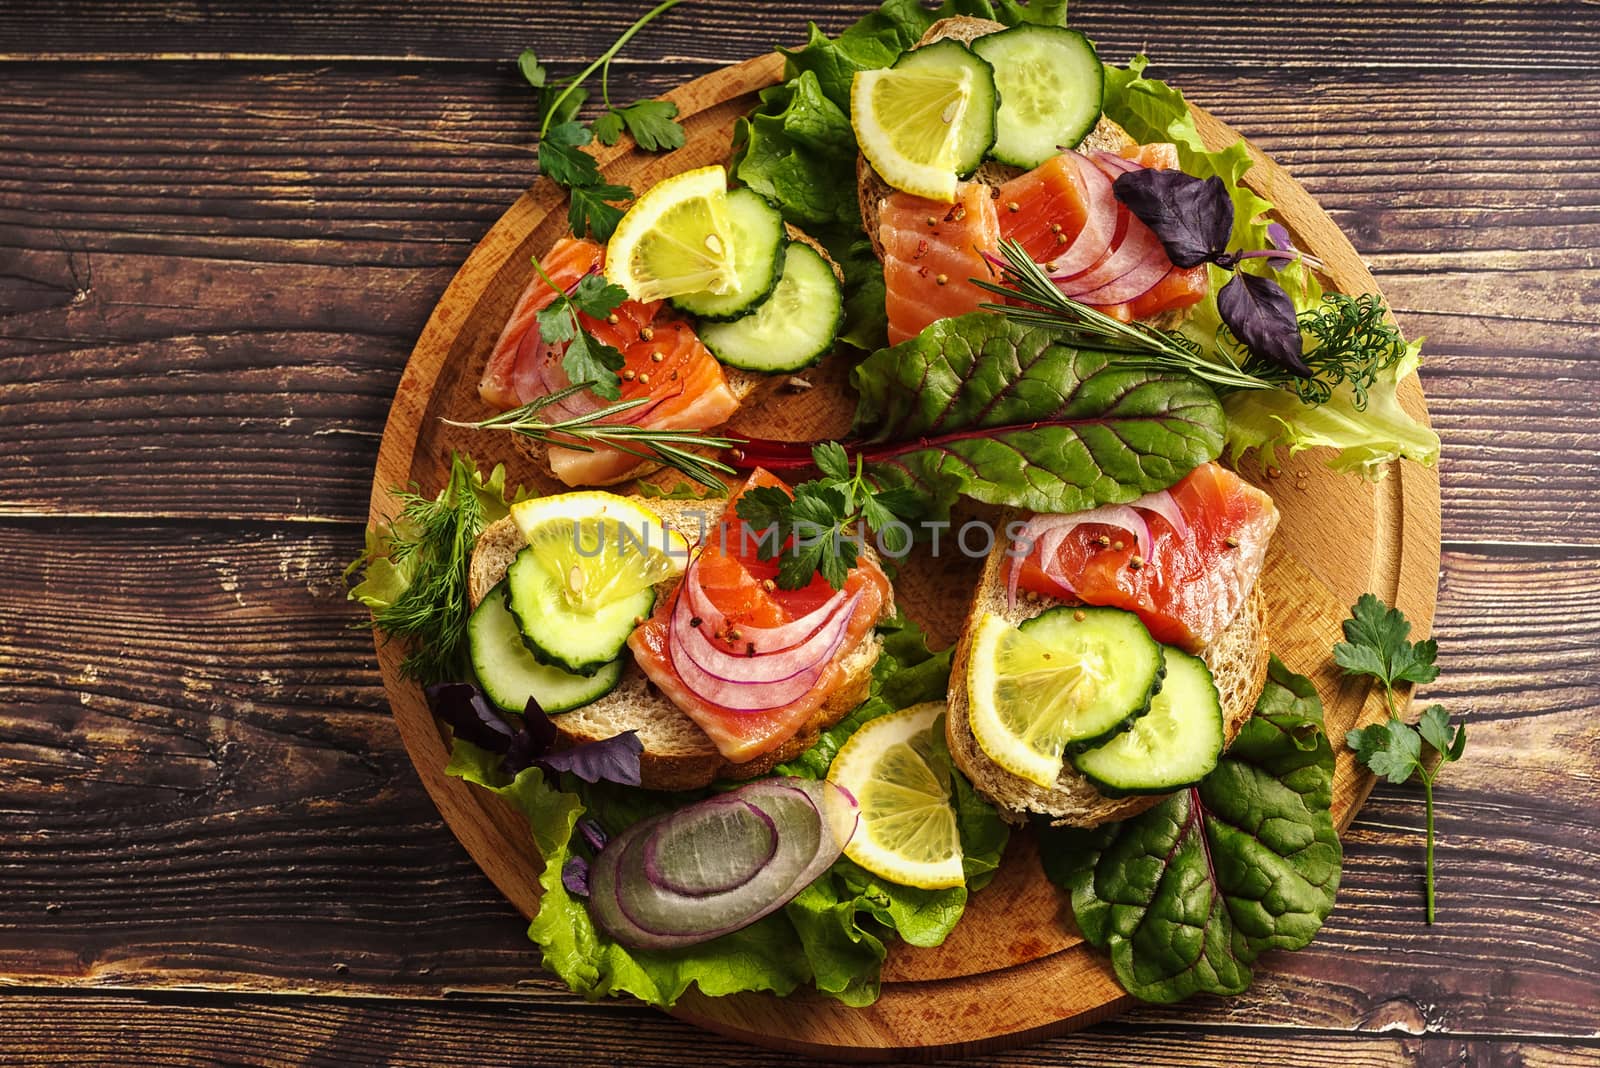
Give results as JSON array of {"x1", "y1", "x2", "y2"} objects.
[
  {"x1": 347, "y1": 452, "x2": 513, "y2": 684},
  {"x1": 1226, "y1": 292, "x2": 1409, "y2": 409},
  {"x1": 448, "y1": 382, "x2": 740, "y2": 492},
  {"x1": 979, "y1": 238, "x2": 1411, "y2": 410}
]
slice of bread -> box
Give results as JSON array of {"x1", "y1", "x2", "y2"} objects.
[
  {"x1": 943, "y1": 509, "x2": 1271, "y2": 827},
  {"x1": 857, "y1": 15, "x2": 1138, "y2": 262},
  {"x1": 468, "y1": 496, "x2": 892, "y2": 791}
]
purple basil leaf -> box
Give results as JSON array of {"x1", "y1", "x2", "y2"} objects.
[
  {"x1": 537, "y1": 730, "x2": 644, "y2": 786},
  {"x1": 1112, "y1": 170, "x2": 1233, "y2": 268},
  {"x1": 1218, "y1": 272, "x2": 1312, "y2": 376},
  {"x1": 561, "y1": 855, "x2": 591, "y2": 897},
  {"x1": 1263, "y1": 222, "x2": 1296, "y2": 268},
  {"x1": 577, "y1": 817, "x2": 609, "y2": 853},
  {"x1": 426, "y1": 682, "x2": 516, "y2": 753}
]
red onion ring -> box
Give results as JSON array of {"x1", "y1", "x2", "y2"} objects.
[
  {"x1": 1089, "y1": 149, "x2": 1143, "y2": 178},
  {"x1": 1133, "y1": 487, "x2": 1190, "y2": 542},
  {"x1": 1052, "y1": 213, "x2": 1163, "y2": 295},
  {"x1": 1005, "y1": 506, "x2": 1152, "y2": 609},
  {"x1": 1039, "y1": 153, "x2": 1119, "y2": 278},
  {"x1": 668, "y1": 570, "x2": 862, "y2": 710},
  {"x1": 1070, "y1": 245, "x2": 1173, "y2": 305},
  {"x1": 682, "y1": 555, "x2": 850, "y2": 655}
]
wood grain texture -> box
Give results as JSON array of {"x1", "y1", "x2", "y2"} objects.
[
  {"x1": 3, "y1": 66, "x2": 1594, "y2": 539},
  {"x1": 4, "y1": 992, "x2": 1599, "y2": 1068},
  {"x1": 0, "y1": 521, "x2": 1592, "y2": 1033},
  {"x1": 3, "y1": 0, "x2": 1597, "y2": 1059},
  {"x1": 3, "y1": 0, "x2": 1598, "y2": 70}
]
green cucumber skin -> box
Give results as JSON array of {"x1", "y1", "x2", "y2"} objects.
[
  {"x1": 669, "y1": 189, "x2": 786, "y2": 321},
  {"x1": 1071, "y1": 649, "x2": 1225, "y2": 797},
  {"x1": 700, "y1": 243, "x2": 843, "y2": 374},
  {"x1": 894, "y1": 39, "x2": 999, "y2": 180},
  {"x1": 972, "y1": 25, "x2": 1105, "y2": 170},
  {"x1": 1017, "y1": 605, "x2": 1166, "y2": 755},
  {"x1": 468, "y1": 581, "x2": 623, "y2": 713},
  {"x1": 503, "y1": 552, "x2": 653, "y2": 678}
]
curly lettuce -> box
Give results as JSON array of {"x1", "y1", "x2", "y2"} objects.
[
  {"x1": 1103, "y1": 57, "x2": 1438, "y2": 477},
  {"x1": 448, "y1": 614, "x2": 1007, "y2": 1008}
]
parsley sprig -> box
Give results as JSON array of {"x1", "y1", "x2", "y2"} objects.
[
  {"x1": 734, "y1": 443, "x2": 921, "y2": 589},
  {"x1": 519, "y1": 0, "x2": 686, "y2": 240},
  {"x1": 530, "y1": 259, "x2": 630, "y2": 399},
  {"x1": 346, "y1": 453, "x2": 526, "y2": 684},
  {"x1": 1337, "y1": 594, "x2": 1468, "y2": 924}
]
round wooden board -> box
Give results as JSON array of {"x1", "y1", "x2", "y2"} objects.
[{"x1": 366, "y1": 51, "x2": 1441, "y2": 1060}]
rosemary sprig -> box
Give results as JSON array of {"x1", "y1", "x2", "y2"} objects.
[
  {"x1": 975, "y1": 238, "x2": 1276, "y2": 392},
  {"x1": 447, "y1": 382, "x2": 740, "y2": 492}
]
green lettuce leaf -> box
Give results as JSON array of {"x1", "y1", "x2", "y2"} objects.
[
  {"x1": 849, "y1": 313, "x2": 1226, "y2": 515},
  {"x1": 448, "y1": 744, "x2": 810, "y2": 1007},
  {"x1": 446, "y1": 614, "x2": 1007, "y2": 1009},
  {"x1": 781, "y1": 0, "x2": 1068, "y2": 111},
  {"x1": 1039, "y1": 658, "x2": 1342, "y2": 1002},
  {"x1": 1221, "y1": 337, "x2": 1440, "y2": 477},
  {"x1": 731, "y1": 71, "x2": 856, "y2": 231},
  {"x1": 1103, "y1": 56, "x2": 1437, "y2": 477}
]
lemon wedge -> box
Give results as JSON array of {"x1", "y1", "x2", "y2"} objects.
[
  {"x1": 827, "y1": 701, "x2": 965, "y2": 890},
  {"x1": 604, "y1": 165, "x2": 739, "y2": 302}
]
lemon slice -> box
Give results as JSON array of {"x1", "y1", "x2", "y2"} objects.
[
  {"x1": 850, "y1": 41, "x2": 998, "y2": 202},
  {"x1": 504, "y1": 492, "x2": 689, "y2": 675},
  {"x1": 605, "y1": 165, "x2": 739, "y2": 303},
  {"x1": 509, "y1": 492, "x2": 687, "y2": 610},
  {"x1": 965, "y1": 608, "x2": 1165, "y2": 788},
  {"x1": 827, "y1": 701, "x2": 965, "y2": 890}
]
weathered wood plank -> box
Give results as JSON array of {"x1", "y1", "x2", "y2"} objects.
[
  {"x1": 0, "y1": 524, "x2": 1594, "y2": 1036},
  {"x1": 7, "y1": 992, "x2": 1600, "y2": 1068},
  {"x1": 2, "y1": 0, "x2": 1597, "y2": 71},
  {"x1": 2, "y1": 65, "x2": 1596, "y2": 538}
]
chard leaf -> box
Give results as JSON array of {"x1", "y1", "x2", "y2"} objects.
[
  {"x1": 848, "y1": 314, "x2": 1225, "y2": 515},
  {"x1": 1040, "y1": 658, "x2": 1342, "y2": 1003}
]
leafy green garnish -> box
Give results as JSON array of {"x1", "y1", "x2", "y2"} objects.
[
  {"x1": 735, "y1": 443, "x2": 922, "y2": 589},
  {"x1": 1101, "y1": 55, "x2": 1439, "y2": 478},
  {"x1": 528, "y1": 258, "x2": 629, "y2": 400},
  {"x1": 1338, "y1": 595, "x2": 1464, "y2": 924},
  {"x1": 446, "y1": 612, "x2": 1005, "y2": 1009},
  {"x1": 1041, "y1": 658, "x2": 1342, "y2": 1002},
  {"x1": 346, "y1": 453, "x2": 528, "y2": 684},
  {"x1": 519, "y1": 0, "x2": 686, "y2": 240},
  {"x1": 1333, "y1": 593, "x2": 1440, "y2": 696},
  {"x1": 847, "y1": 313, "x2": 1226, "y2": 516}
]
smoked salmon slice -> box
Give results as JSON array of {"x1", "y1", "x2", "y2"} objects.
[
  {"x1": 629, "y1": 470, "x2": 893, "y2": 764},
  {"x1": 1011, "y1": 462, "x2": 1279, "y2": 651},
  {"x1": 880, "y1": 182, "x2": 1000, "y2": 345},
  {"x1": 476, "y1": 237, "x2": 740, "y2": 488}
]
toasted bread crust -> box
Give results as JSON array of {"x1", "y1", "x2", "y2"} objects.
[
  {"x1": 943, "y1": 507, "x2": 1271, "y2": 827},
  {"x1": 467, "y1": 496, "x2": 892, "y2": 791}
]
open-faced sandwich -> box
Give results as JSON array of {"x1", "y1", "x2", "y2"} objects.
[{"x1": 352, "y1": 0, "x2": 1441, "y2": 1019}]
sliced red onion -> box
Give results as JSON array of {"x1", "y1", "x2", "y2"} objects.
[
  {"x1": 1005, "y1": 506, "x2": 1152, "y2": 609},
  {"x1": 1040, "y1": 153, "x2": 1119, "y2": 278},
  {"x1": 642, "y1": 797, "x2": 777, "y2": 897},
  {"x1": 1053, "y1": 213, "x2": 1164, "y2": 296},
  {"x1": 680, "y1": 553, "x2": 850, "y2": 655},
  {"x1": 1070, "y1": 244, "x2": 1173, "y2": 305},
  {"x1": 668, "y1": 584, "x2": 862, "y2": 710},
  {"x1": 1132, "y1": 487, "x2": 1190, "y2": 542},
  {"x1": 1089, "y1": 149, "x2": 1143, "y2": 177},
  {"x1": 587, "y1": 777, "x2": 854, "y2": 950}
]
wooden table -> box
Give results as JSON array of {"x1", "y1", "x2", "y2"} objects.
[{"x1": 3, "y1": 1, "x2": 1597, "y2": 1064}]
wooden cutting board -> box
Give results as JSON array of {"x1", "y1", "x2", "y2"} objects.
[{"x1": 365, "y1": 50, "x2": 1441, "y2": 1060}]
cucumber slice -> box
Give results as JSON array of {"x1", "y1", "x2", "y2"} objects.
[
  {"x1": 966, "y1": 606, "x2": 1166, "y2": 788},
  {"x1": 892, "y1": 40, "x2": 998, "y2": 179},
  {"x1": 669, "y1": 188, "x2": 786, "y2": 321},
  {"x1": 469, "y1": 580, "x2": 623, "y2": 713},
  {"x1": 972, "y1": 25, "x2": 1104, "y2": 169},
  {"x1": 505, "y1": 546, "x2": 654, "y2": 676},
  {"x1": 1071, "y1": 648, "x2": 1224, "y2": 797},
  {"x1": 698, "y1": 242, "x2": 842, "y2": 373}
]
